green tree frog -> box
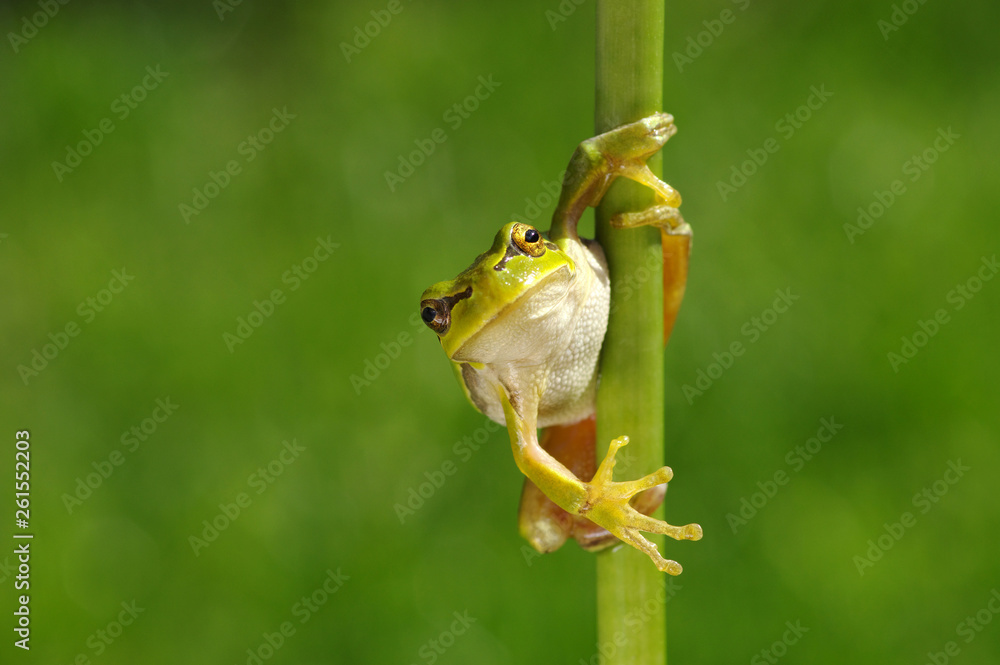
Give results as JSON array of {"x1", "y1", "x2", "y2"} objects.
[{"x1": 419, "y1": 114, "x2": 702, "y2": 574}]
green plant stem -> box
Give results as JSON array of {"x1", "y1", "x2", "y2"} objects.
[{"x1": 594, "y1": 1, "x2": 667, "y2": 665}]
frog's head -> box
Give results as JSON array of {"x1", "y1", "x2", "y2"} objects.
[{"x1": 420, "y1": 222, "x2": 577, "y2": 364}]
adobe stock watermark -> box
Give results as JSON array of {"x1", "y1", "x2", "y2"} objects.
[
  {"x1": 61, "y1": 600, "x2": 144, "y2": 662},
  {"x1": 0, "y1": 556, "x2": 16, "y2": 585},
  {"x1": 545, "y1": 0, "x2": 588, "y2": 31},
  {"x1": 681, "y1": 288, "x2": 799, "y2": 404},
  {"x1": 750, "y1": 620, "x2": 809, "y2": 665},
  {"x1": 877, "y1": 0, "x2": 931, "y2": 40},
  {"x1": 179, "y1": 106, "x2": 296, "y2": 223},
  {"x1": 223, "y1": 235, "x2": 339, "y2": 353},
  {"x1": 189, "y1": 439, "x2": 307, "y2": 556},
  {"x1": 62, "y1": 397, "x2": 179, "y2": 514},
  {"x1": 609, "y1": 244, "x2": 666, "y2": 317},
  {"x1": 340, "y1": 0, "x2": 413, "y2": 62},
  {"x1": 394, "y1": 417, "x2": 501, "y2": 524},
  {"x1": 853, "y1": 459, "x2": 969, "y2": 576},
  {"x1": 924, "y1": 588, "x2": 1000, "y2": 665},
  {"x1": 510, "y1": 171, "x2": 566, "y2": 224},
  {"x1": 575, "y1": 579, "x2": 682, "y2": 665},
  {"x1": 350, "y1": 309, "x2": 433, "y2": 395},
  {"x1": 17, "y1": 268, "x2": 135, "y2": 385},
  {"x1": 7, "y1": 0, "x2": 71, "y2": 54},
  {"x1": 409, "y1": 611, "x2": 476, "y2": 665},
  {"x1": 844, "y1": 126, "x2": 959, "y2": 243},
  {"x1": 887, "y1": 254, "x2": 997, "y2": 373},
  {"x1": 213, "y1": 0, "x2": 245, "y2": 21},
  {"x1": 384, "y1": 74, "x2": 501, "y2": 192},
  {"x1": 671, "y1": 0, "x2": 751, "y2": 73},
  {"x1": 236, "y1": 568, "x2": 349, "y2": 665},
  {"x1": 726, "y1": 417, "x2": 844, "y2": 534},
  {"x1": 51, "y1": 65, "x2": 169, "y2": 182},
  {"x1": 717, "y1": 85, "x2": 833, "y2": 202}
]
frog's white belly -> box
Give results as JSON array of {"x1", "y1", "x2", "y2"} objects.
[{"x1": 460, "y1": 239, "x2": 610, "y2": 428}]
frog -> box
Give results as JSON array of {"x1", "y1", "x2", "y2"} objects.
[{"x1": 419, "y1": 113, "x2": 702, "y2": 574}]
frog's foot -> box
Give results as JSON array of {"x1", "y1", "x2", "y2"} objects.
[
  {"x1": 599, "y1": 114, "x2": 683, "y2": 208},
  {"x1": 579, "y1": 435, "x2": 702, "y2": 575},
  {"x1": 519, "y1": 417, "x2": 669, "y2": 554},
  {"x1": 522, "y1": 479, "x2": 669, "y2": 554},
  {"x1": 573, "y1": 483, "x2": 666, "y2": 552},
  {"x1": 552, "y1": 113, "x2": 683, "y2": 239}
]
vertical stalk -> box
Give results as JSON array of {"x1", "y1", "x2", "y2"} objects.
[{"x1": 594, "y1": 2, "x2": 666, "y2": 665}]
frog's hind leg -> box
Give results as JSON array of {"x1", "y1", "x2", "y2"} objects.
[
  {"x1": 518, "y1": 417, "x2": 594, "y2": 553},
  {"x1": 518, "y1": 416, "x2": 668, "y2": 554}
]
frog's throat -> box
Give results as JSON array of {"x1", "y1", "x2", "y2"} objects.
[{"x1": 445, "y1": 271, "x2": 575, "y2": 364}]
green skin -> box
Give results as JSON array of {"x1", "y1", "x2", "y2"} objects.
[{"x1": 420, "y1": 114, "x2": 701, "y2": 574}]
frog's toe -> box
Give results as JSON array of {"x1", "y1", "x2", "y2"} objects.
[
  {"x1": 611, "y1": 206, "x2": 689, "y2": 235},
  {"x1": 611, "y1": 524, "x2": 685, "y2": 575},
  {"x1": 641, "y1": 112, "x2": 677, "y2": 144},
  {"x1": 604, "y1": 506, "x2": 701, "y2": 575},
  {"x1": 620, "y1": 465, "x2": 673, "y2": 496},
  {"x1": 628, "y1": 509, "x2": 703, "y2": 542}
]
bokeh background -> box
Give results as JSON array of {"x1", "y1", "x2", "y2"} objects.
[{"x1": 2, "y1": 1, "x2": 999, "y2": 663}]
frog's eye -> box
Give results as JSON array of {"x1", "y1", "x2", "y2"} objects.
[
  {"x1": 420, "y1": 300, "x2": 450, "y2": 335},
  {"x1": 512, "y1": 224, "x2": 545, "y2": 257},
  {"x1": 419, "y1": 286, "x2": 472, "y2": 336}
]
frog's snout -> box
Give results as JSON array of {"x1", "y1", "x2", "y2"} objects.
[{"x1": 419, "y1": 286, "x2": 472, "y2": 337}]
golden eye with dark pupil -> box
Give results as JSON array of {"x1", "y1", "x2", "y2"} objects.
[
  {"x1": 512, "y1": 223, "x2": 545, "y2": 257},
  {"x1": 421, "y1": 307, "x2": 437, "y2": 323}
]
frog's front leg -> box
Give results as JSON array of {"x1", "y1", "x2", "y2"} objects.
[
  {"x1": 499, "y1": 386, "x2": 701, "y2": 575},
  {"x1": 611, "y1": 205, "x2": 692, "y2": 343},
  {"x1": 550, "y1": 113, "x2": 693, "y2": 342},
  {"x1": 550, "y1": 112, "x2": 682, "y2": 242}
]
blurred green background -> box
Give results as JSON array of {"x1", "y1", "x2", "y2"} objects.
[{"x1": 2, "y1": 0, "x2": 999, "y2": 663}]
